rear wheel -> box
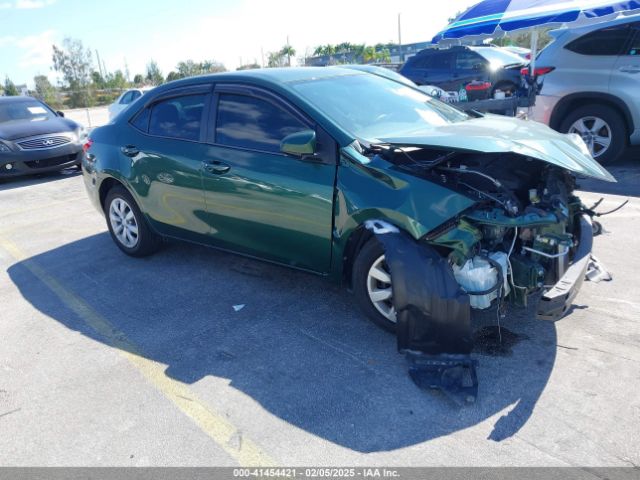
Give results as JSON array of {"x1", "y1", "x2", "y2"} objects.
[
  {"x1": 559, "y1": 104, "x2": 626, "y2": 165},
  {"x1": 353, "y1": 239, "x2": 397, "y2": 332},
  {"x1": 104, "y1": 185, "x2": 161, "y2": 257}
]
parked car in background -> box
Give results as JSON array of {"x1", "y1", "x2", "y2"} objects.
[
  {"x1": 400, "y1": 45, "x2": 526, "y2": 96},
  {"x1": 0, "y1": 96, "x2": 85, "y2": 178},
  {"x1": 501, "y1": 45, "x2": 531, "y2": 60},
  {"x1": 83, "y1": 67, "x2": 612, "y2": 332},
  {"x1": 108, "y1": 87, "x2": 153, "y2": 120},
  {"x1": 530, "y1": 14, "x2": 640, "y2": 164}
]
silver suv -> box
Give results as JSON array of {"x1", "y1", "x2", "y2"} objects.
[{"x1": 531, "y1": 14, "x2": 640, "y2": 164}]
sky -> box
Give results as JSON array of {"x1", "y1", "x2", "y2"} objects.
[{"x1": 0, "y1": 0, "x2": 479, "y2": 88}]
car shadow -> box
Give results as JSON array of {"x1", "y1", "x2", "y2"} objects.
[
  {"x1": 7, "y1": 233, "x2": 558, "y2": 452},
  {"x1": 0, "y1": 168, "x2": 81, "y2": 191},
  {"x1": 578, "y1": 148, "x2": 640, "y2": 198}
]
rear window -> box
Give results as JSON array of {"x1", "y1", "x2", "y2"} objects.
[
  {"x1": 147, "y1": 94, "x2": 205, "y2": 141},
  {"x1": 565, "y1": 25, "x2": 631, "y2": 56}
]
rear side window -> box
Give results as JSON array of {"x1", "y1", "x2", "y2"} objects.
[
  {"x1": 456, "y1": 51, "x2": 483, "y2": 69},
  {"x1": 215, "y1": 93, "x2": 307, "y2": 153},
  {"x1": 565, "y1": 25, "x2": 631, "y2": 56},
  {"x1": 148, "y1": 94, "x2": 205, "y2": 141}
]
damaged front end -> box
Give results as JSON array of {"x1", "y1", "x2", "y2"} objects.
[{"x1": 364, "y1": 144, "x2": 611, "y2": 404}]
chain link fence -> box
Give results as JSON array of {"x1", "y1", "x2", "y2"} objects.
[{"x1": 60, "y1": 106, "x2": 110, "y2": 130}]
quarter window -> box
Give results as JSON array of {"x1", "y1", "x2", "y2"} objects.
[
  {"x1": 148, "y1": 94, "x2": 205, "y2": 141},
  {"x1": 456, "y1": 51, "x2": 483, "y2": 69},
  {"x1": 215, "y1": 93, "x2": 308, "y2": 153},
  {"x1": 565, "y1": 26, "x2": 631, "y2": 56}
]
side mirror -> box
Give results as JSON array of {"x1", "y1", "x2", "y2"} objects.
[
  {"x1": 56, "y1": 110, "x2": 65, "y2": 117},
  {"x1": 280, "y1": 129, "x2": 316, "y2": 157}
]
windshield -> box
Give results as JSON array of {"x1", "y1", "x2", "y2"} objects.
[
  {"x1": 290, "y1": 73, "x2": 470, "y2": 142},
  {"x1": 0, "y1": 99, "x2": 55, "y2": 124},
  {"x1": 472, "y1": 47, "x2": 526, "y2": 66}
]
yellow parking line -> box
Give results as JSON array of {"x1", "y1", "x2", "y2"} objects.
[{"x1": 0, "y1": 234, "x2": 276, "y2": 467}]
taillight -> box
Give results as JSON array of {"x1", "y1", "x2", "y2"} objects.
[
  {"x1": 83, "y1": 138, "x2": 93, "y2": 152},
  {"x1": 520, "y1": 66, "x2": 555, "y2": 76},
  {"x1": 465, "y1": 82, "x2": 492, "y2": 91}
]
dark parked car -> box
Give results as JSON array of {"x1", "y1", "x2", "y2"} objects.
[
  {"x1": 0, "y1": 96, "x2": 84, "y2": 178},
  {"x1": 83, "y1": 67, "x2": 612, "y2": 334},
  {"x1": 400, "y1": 45, "x2": 526, "y2": 96}
]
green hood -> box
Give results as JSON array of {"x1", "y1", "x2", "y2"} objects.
[{"x1": 378, "y1": 114, "x2": 616, "y2": 183}]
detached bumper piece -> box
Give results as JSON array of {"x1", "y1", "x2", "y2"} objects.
[
  {"x1": 371, "y1": 227, "x2": 477, "y2": 404},
  {"x1": 537, "y1": 214, "x2": 593, "y2": 321}
]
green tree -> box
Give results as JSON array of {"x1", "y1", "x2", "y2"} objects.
[
  {"x1": 51, "y1": 38, "x2": 94, "y2": 108},
  {"x1": 133, "y1": 74, "x2": 144, "y2": 85},
  {"x1": 145, "y1": 60, "x2": 164, "y2": 86},
  {"x1": 34, "y1": 75, "x2": 58, "y2": 106},
  {"x1": 267, "y1": 51, "x2": 286, "y2": 68},
  {"x1": 106, "y1": 70, "x2": 127, "y2": 90},
  {"x1": 3, "y1": 77, "x2": 19, "y2": 96},
  {"x1": 362, "y1": 46, "x2": 377, "y2": 63},
  {"x1": 91, "y1": 71, "x2": 106, "y2": 89},
  {"x1": 280, "y1": 45, "x2": 296, "y2": 67}
]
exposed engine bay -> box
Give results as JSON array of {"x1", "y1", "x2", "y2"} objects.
[
  {"x1": 364, "y1": 144, "x2": 604, "y2": 404},
  {"x1": 373, "y1": 145, "x2": 588, "y2": 317}
]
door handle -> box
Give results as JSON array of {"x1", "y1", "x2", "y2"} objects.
[
  {"x1": 202, "y1": 160, "x2": 230, "y2": 174},
  {"x1": 121, "y1": 145, "x2": 139, "y2": 157},
  {"x1": 619, "y1": 65, "x2": 640, "y2": 74}
]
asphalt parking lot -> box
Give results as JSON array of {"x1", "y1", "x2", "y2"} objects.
[{"x1": 0, "y1": 152, "x2": 639, "y2": 467}]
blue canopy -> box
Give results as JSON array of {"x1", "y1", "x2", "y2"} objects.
[{"x1": 432, "y1": 0, "x2": 640, "y2": 43}]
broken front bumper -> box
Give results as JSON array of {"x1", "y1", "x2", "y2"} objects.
[{"x1": 537, "y1": 214, "x2": 593, "y2": 321}]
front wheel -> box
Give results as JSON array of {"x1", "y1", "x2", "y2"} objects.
[
  {"x1": 104, "y1": 185, "x2": 161, "y2": 257},
  {"x1": 353, "y1": 239, "x2": 397, "y2": 332}
]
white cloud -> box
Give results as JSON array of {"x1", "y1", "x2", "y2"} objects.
[{"x1": 0, "y1": 30, "x2": 57, "y2": 69}]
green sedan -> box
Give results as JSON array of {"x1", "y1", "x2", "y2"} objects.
[{"x1": 82, "y1": 67, "x2": 614, "y2": 332}]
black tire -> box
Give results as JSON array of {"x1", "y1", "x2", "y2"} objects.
[
  {"x1": 559, "y1": 104, "x2": 627, "y2": 165},
  {"x1": 104, "y1": 185, "x2": 161, "y2": 257},
  {"x1": 352, "y1": 238, "x2": 396, "y2": 333}
]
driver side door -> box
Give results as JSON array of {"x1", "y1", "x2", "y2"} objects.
[{"x1": 200, "y1": 85, "x2": 338, "y2": 273}]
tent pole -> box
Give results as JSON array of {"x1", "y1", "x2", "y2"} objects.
[{"x1": 528, "y1": 29, "x2": 540, "y2": 119}]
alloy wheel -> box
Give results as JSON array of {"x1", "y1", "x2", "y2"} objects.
[
  {"x1": 366, "y1": 254, "x2": 396, "y2": 323},
  {"x1": 109, "y1": 198, "x2": 139, "y2": 248},
  {"x1": 569, "y1": 116, "x2": 612, "y2": 159}
]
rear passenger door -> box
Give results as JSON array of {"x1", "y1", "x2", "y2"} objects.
[
  {"x1": 611, "y1": 23, "x2": 640, "y2": 115},
  {"x1": 200, "y1": 85, "x2": 338, "y2": 273},
  {"x1": 125, "y1": 85, "x2": 212, "y2": 242},
  {"x1": 452, "y1": 50, "x2": 486, "y2": 90}
]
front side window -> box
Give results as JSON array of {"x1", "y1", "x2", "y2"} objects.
[
  {"x1": 566, "y1": 26, "x2": 631, "y2": 56},
  {"x1": 215, "y1": 93, "x2": 307, "y2": 153},
  {"x1": 148, "y1": 94, "x2": 205, "y2": 141}
]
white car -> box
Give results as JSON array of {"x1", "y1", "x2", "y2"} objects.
[{"x1": 108, "y1": 88, "x2": 153, "y2": 120}]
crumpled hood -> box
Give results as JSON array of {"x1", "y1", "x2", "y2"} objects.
[
  {"x1": 0, "y1": 117, "x2": 79, "y2": 141},
  {"x1": 378, "y1": 114, "x2": 616, "y2": 182}
]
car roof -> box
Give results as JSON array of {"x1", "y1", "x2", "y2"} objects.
[
  {"x1": 151, "y1": 67, "x2": 361, "y2": 93},
  {"x1": 550, "y1": 12, "x2": 640, "y2": 40}
]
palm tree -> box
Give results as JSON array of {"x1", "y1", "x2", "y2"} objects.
[{"x1": 280, "y1": 45, "x2": 296, "y2": 66}]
